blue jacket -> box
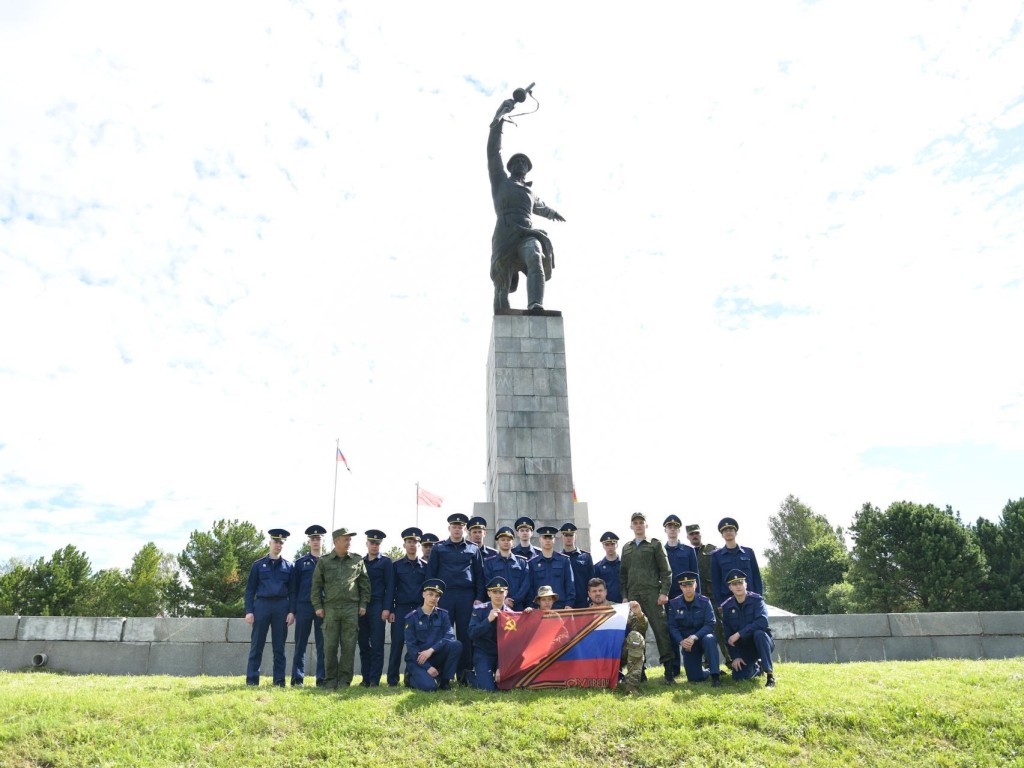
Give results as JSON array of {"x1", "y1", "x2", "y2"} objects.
[
  {"x1": 404, "y1": 607, "x2": 458, "y2": 666},
  {"x1": 711, "y1": 545, "x2": 763, "y2": 605},
  {"x1": 561, "y1": 549, "x2": 595, "y2": 608},
  {"x1": 527, "y1": 552, "x2": 576, "y2": 609},
  {"x1": 289, "y1": 552, "x2": 320, "y2": 614},
  {"x1": 390, "y1": 556, "x2": 427, "y2": 611},
  {"x1": 593, "y1": 558, "x2": 622, "y2": 603},
  {"x1": 667, "y1": 593, "x2": 716, "y2": 646},
  {"x1": 720, "y1": 592, "x2": 771, "y2": 640},
  {"x1": 244, "y1": 555, "x2": 293, "y2": 615},
  {"x1": 665, "y1": 542, "x2": 700, "y2": 599},
  {"x1": 512, "y1": 543, "x2": 541, "y2": 560},
  {"x1": 468, "y1": 603, "x2": 512, "y2": 657},
  {"x1": 425, "y1": 538, "x2": 484, "y2": 593},
  {"x1": 364, "y1": 554, "x2": 394, "y2": 604},
  {"x1": 481, "y1": 553, "x2": 531, "y2": 609}
]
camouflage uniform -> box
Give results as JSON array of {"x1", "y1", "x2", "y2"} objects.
[
  {"x1": 620, "y1": 608, "x2": 650, "y2": 694},
  {"x1": 619, "y1": 537, "x2": 674, "y2": 675},
  {"x1": 311, "y1": 550, "x2": 370, "y2": 689}
]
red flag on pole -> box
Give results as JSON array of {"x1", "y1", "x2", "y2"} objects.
[
  {"x1": 417, "y1": 486, "x2": 443, "y2": 507},
  {"x1": 336, "y1": 447, "x2": 351, "y2": 472}
]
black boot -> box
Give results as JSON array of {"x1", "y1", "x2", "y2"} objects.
[
  {"x1": 663, "y1": 663, "x2": 676, "y2": 685},
  {"x1": 711, "y1": 674, "x2": 722, "y2": 688}
]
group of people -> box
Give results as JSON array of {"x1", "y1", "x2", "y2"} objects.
[{"x1": 243, "y1": 511, "x2": 776, "y2": 692}]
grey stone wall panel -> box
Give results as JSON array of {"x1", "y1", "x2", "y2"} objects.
[
  {"x1": 227, "y1": 618, "x2": 254, "y2": 643},
  {"x1": 18, "y1": 616, "x2": 124, "y2": 642},
  {"x1": 528, "y1": 316, "x2": 548, "y2": 338},
  {"x1": 882, "y1": 636, "x2": 935, "y2": 660},
  {"x1": 980, "y1": 612, "x2": 1024, "y2": 635},
  {"x1": 793, "y1": 614, "x2": 891, "y2": 639},
  {"x1": 0, "y1": 616, "x2": 18, "y2": 640},
  {"x1": 148, "y1": 643, "x2": 204, "y2": 676},
  {"x1": 545, "y1": 317, "x2": 564, "y2": 338},
  {"x1": 834, "y1": 637, "x2": 886, "y2": 662},
  {"x1": 889, "y1": 612, "x2": 981, "y2": 637},
  {"x1": 931, "y1": 636, "x2": 984, "y2": 660},
  {"x1": 768, "y1": 617, "x2": 796, "y2": 640},
  {"x1": 124, "y1": 617, "x2": 228, "y2": 643},
  {"x1": 531, "y1": 428, "x2": 554, "y2": 457},
  {"x1": 981, "y1": 635, "x2": 1024, "y2": 658},
  {"x1": 776, "y1": 638, "x2": 836, "y2": 663}
]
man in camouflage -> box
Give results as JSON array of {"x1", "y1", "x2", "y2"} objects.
[
  {"x1": 619, "y1": 512, "x2": 676, "y2": 684},
  {"x1": 311, "y1": 526, "x2": 370, "y2": 689},
  {"x1": 586, "y1": 577, "x2": 648, "y2": 694}
]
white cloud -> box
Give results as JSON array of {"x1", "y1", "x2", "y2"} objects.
[{"x1": 1, "y1": 1, "x2": 1021, "y2": 571}]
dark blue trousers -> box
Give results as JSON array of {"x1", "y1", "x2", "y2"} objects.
[
  {"x1": 387, "y1": 603, "x2": 418, "y2": 685},
  {"x1": 358, "y1": 599, "x2": 387, "y2": 685},
  {"x1": 472, "y1": 650, "x2": 498, "y2": 691},
  {"x1": 407, "y1": 640, "x2": 463, "y2": 691},
  {"x1": 290, "y1": 606, "x2": 324, "y2": 686},
  {"x1": 439, "y1": 587, "x2": 475, "y2": 681},
  {"x1": 729, "y1": 630, "x2": 775, "y2": 680},
  {"x1": 246, "y1": 597, "x2": 289, "y2": 686},
  {"x1": 682, "y1": 634, "x2": 721, "y2": 682}
]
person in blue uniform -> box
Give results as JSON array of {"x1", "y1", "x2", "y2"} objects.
[
  {"x1": 559, "y1": 522, "x2": 594, "y2": 608},
  {"x1": 511, "y1": 516, "x2": 540, "y2": 560},
  {"x1": 468, "y1": 516, "x2": 498, "y2": 558},
  {"x1": 720, "y1": 568, "x2": 776, "y2": 687},
  {"x1": 667, "y1": 571, "x2": 721, "y2": 687},
  {"x1": 244, "y1": 528, "x2": 295, "y2": 687},
  {"x1": 710, "y1": 517, "x2": 764, "y2": 606},
  {"x1": 593, "y1": 531, "x2": 622, "y2": 603},
  {"x1": 357, "y1": 529, "x2": 393, "y2": 686},
  {"x1": 404, "y1": 578, "x2": 463, "y2": 691},
  {"x1": 425, "y1": 513, "x2": 485, "y2": 684},
  {"x1": 468, "y1": 576, "x2": 513, "y2": 691},
  {"x1": 481, "y1": 526, "x2": 531, "y2": 610},
  {"x1": 289, "y1": 524, "x2": 326, "y2": 687},
  {"x1": 420, "y1": 532, "x2": 439, "y2": 563},
  {"x1": 662, "y1": 514, "x2": 699, "y2": 678},
  {"x1": 386, "y1": 527, "x2": 427, "y2": 687},
  {"x1": 527, "y1": 526, "x2": 576, "y2": 609}
]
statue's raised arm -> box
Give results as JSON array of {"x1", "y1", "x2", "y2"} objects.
[{"x1": 486, "y1": 84, "x2": 565, "y2": 314}]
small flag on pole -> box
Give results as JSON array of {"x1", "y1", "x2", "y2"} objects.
[
  {"x1": 572, "y1": 487, "x2": 578, "y2": 503},
  {"x1": 337, "y1": 447, "x2": 351, "y2": 472},
  {"x1": 417, "y1": 486, "x2": 443, "y2": 507}
]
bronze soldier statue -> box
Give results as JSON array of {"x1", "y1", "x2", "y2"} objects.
[{"x1": 487, "y1": 85, "x2": 566, "y2": 313}]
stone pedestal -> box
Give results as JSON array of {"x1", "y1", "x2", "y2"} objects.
[{"x1": 484, "y1": 312, "x2": 590, "y2": 550}]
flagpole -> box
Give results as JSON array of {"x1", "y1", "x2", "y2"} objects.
[
  {"x1": 415, "y1": 482, "x2": 419, "y2": 529},
  {"x1": 332, "y1": 438, "x2": 340, "y2": 534}
]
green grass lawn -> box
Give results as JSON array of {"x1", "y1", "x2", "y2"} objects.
[{"x1": 2, "y1": 660, "x2": 1022, "y2": 767}]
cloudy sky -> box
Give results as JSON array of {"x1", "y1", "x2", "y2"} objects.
[{"x1": 1, "y1": 1, "x2": 1021, "y2": 572}]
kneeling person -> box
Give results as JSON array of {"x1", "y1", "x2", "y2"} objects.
[
  {"x1": 404, "y1": 578, "x2": 463, "y2": 691},
  {"x1": 587, "y1": 577, "x2": 648, "y2": 694},
  {"x1": 468, "y1": 576, "x2": 512, "y2": 691},
  {"x1": 667, "y1": 571, "x2": 721, "y2": 687},
  {"x1": 720, "y1": 569, "x2": 776, "y2": 688}
]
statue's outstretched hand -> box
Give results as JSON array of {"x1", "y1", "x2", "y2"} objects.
[
  {"x1": 550, "y1": 211, "x2": 566, "y2": 222},
  {"x1": 493, "y1": 99, "x2": 516, "y2": 121}
]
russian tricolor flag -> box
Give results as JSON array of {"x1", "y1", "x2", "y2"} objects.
[{"x1": 497, "y1": 603, "x2": 629, "y2": 690}]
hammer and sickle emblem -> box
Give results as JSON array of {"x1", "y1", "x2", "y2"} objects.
[{"x1": 503, "y1": 617, "x2": 518, "y2": 632}]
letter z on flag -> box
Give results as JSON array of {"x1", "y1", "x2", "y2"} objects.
[{"x1": 496, "y1": 603, "x2": 629, "y2": 690}]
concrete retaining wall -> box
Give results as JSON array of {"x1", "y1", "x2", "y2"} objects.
[{"x1": 1, "y1": 612, "x2": 1021, "y2": 677}]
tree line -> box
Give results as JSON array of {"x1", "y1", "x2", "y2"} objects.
[
  {"x1": 764, "y1": 495, "x2": 1024, "y2": 614},
  {"x1": 2, "y1": 498, "x2": 1022, "y2": 617}
]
